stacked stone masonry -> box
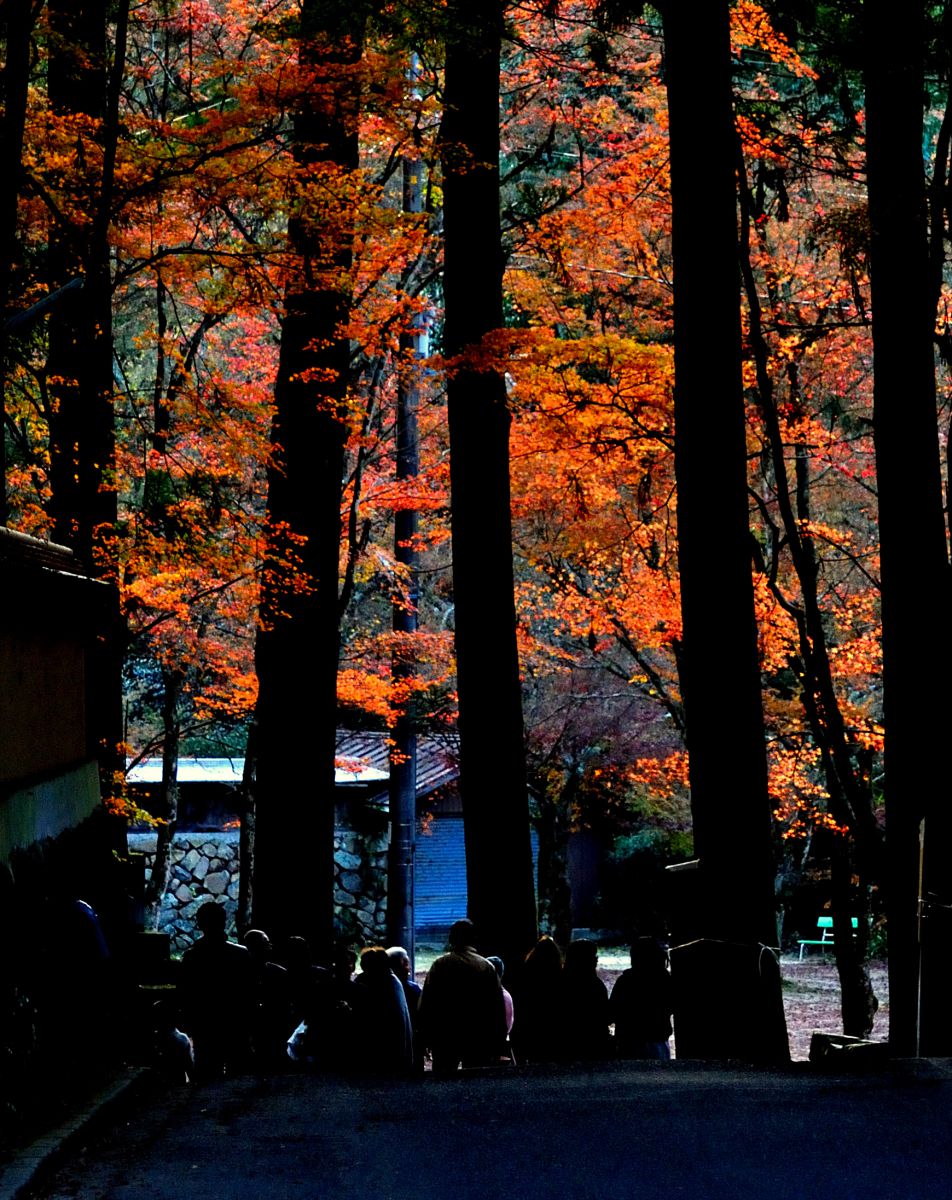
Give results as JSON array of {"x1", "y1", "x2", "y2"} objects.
[{"x1": 128, "y1": 828, "x2": 389, "y2": 954}]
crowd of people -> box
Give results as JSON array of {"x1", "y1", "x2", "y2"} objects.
[{"x1": 162, "y1": 906, "x2": 674, "y2": 1083}]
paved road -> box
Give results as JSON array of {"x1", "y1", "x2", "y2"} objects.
[{"x1": 21, "y1": 1060, "x2": 952, "y2": 1200}]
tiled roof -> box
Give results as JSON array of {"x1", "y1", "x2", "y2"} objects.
[
  {"x1": 334, "y1": 730, "x2": 459, "y2": 799},
  {"x1": 127, "y1": 755, "x2": 388, "y2": 786},
  {"x1": 126, "y1": 731, "x2": 459, "y2": 798}
]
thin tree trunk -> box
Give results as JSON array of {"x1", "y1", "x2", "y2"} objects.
[
  {"x1": 738, "y1": 162, "x2": 880, "y2": 1036},
  {"x1": 830, "y1": 837, "x2": 878, "y2": 1037},
  {"x1": 238, "y1": 723, "x2": 256, "y2": 938},
  {"x1": 534, "y1": 769, "x2": 573, "y2": 947},
  {"x1": 865, "y1": 0, "x2": 952, "y2": 1056},
  {"x1": 660, "y1": 0, "x2": 788, "y2": 1062},
  {"x1": 144, "y1": 669, "x2": 181, "y2": 930},
  {"x1": 442, "y1": 0, "x2": 538, "y2": 973}
]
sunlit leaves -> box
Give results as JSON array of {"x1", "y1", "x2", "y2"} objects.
[{"x1": 3, "y1": 0, "x2": 896, "y2": 849}]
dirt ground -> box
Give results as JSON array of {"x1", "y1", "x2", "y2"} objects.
[
  {"x1": 776, "y1": 955, "x2": 889, "y2": 1061},
  {"x1": 415, "y1": 945, "x2": 889, "y2": 1062},
  {"x1": 600, "y1": 952, "x2": 888, "y2": 1061}
]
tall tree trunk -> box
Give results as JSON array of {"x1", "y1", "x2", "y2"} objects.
[
  {"x1": 45, "y1": 0, "x2": 126, "y2": 824},
  {"x1": 386, "y1": 91, "x2": 426, "y2": 962},
  {"x1": 45, "y1": 0, "x2": 121, "y2": 566},
  {"x1": 0, "y1": 0, "x2": 33, "y2": 525},
  {"x1": 252, "y1": 4, "x2": 363, "y2": 953},
  {"x1": 442, "y1": 0, "x2": 538, "y2": 972},
  {"x1": 865, "y1": 0, "x2": 952, "y2": 1056},
  {"x1": 660, "y1": 0, "x2": 788, "y2": 1061}
]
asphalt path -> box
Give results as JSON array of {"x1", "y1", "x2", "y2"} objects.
[{"x1": 20, "y1": 1060, "x2": 952, "y2": 1200}]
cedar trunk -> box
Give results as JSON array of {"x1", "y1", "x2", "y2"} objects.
[
  {"x1": 442, "y1": 0, "x2": 538, "y2": 971},
  {"x1": 865, "y1": 0, "x2": 952, "y2": 1055},
  {"x1": 660, "y1": 1, "x2": 788, "y2": 1060},
  {"x1": 45, "y1": 0, "x2": 118, "y2": 567},
  {"x1": 251, "y1": 7, "x2": 362, "y2": 953},
  {"x1": 44, "y1": 0, "x2": 125, "y2": 813}
]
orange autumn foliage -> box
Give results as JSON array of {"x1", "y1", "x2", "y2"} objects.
[{"x1": 2, "y1": 0, "x2": 891, "y2": 851}]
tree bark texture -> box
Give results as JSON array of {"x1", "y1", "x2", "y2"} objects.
[
  {"x1": 442, "y1": 0, "x2": 538, "y2": 972},
  {"x1": 252, "y1": 4, "x2": 363, "y2": 953},
  {"x1": 865, "y1": 0, "x2": 952, "y2": 1056},
  {"x1": 660, "y1": 0, "x2": 788, "y2": 1061}
]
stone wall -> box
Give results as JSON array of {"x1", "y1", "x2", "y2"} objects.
[{"x1": 128, "y1": 828, "x2": 389, "y2": 954}]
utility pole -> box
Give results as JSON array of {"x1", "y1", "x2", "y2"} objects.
[{"x1": 387, "y1": 54, "x2": 427, "y2": 968}]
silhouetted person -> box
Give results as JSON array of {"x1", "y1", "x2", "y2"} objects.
[
  {"x1": 332, "y1": 943, "x2": 358, "y2": 988},
  {"x1": 282, "y1": 935, "x2": 332, "y2": 1030},
  {"x1": 387, "y1": 945, "x2": 422, "y2": 1010},
  {"x1": 560, "y1": 939, "x2": 611, "y2": 1062},
  {"x1": 485, "y1": 955, "x2": 515, "y2": 1063},
  {"x1": 512, "y1": 935, "x2": 563, "y2": 1064},
  {"x1": 388, "y1": 945, "x2": 424, "y2": 1075},
  {"x1": 35, "y1": 895, "x2": 115, "y2": 1079},
  {"x1": 609, "y1": 937, "x2": 674, "y2": 1060},
  {"x1": 326, "y1": 943, "x2": 360, "y2": 1067},
  {"x1": 180, "y1": 901, "x2": 254, "y2": 1080},
  {"x1": 151, "y1": 997, "x2": 194, "y2": 1085},
  {"x1": 351, "y1": 946, "x2": 413, "y2": 1075},
  {"x1": 243, "y1": 929, "x2": 293, "y2": 1070},
  {"x1": 419, "y1": 918, "x2": 506, "y2": 1076},
  {"x1": 287, "y1": 943, "x2": 357, "y2": 1070}
]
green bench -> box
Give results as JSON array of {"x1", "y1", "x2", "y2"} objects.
[{"x1": 797, "y1": 916, "x2": 859, "y2": 961}]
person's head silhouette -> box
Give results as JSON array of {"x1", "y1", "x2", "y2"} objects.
[{"x1": 196, "y1": 901, "x2": 226, "y2": 939}]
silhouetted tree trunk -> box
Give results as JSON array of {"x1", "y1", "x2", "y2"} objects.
[
  {"x1": 45, "y1": 0, "x2": 121, "y2": 565},
  {"x1": 0, "y1": 0, "x2": 33, "y2": 524},
  {"x1": 144, "y1": 669, "x2": 181, "y2": 930},
  {"x1": 44, "y1": 0, "x2": 126, "y2": 818},
  {"x1": 532, "y1": 766, "x2": 575, "y2": 947},
  {"x1": 238, "y1": 726, "x2": 256, "y2": 938},
  {"x1": 252, "y1": 3, "x2": 365, "y2": 953},
  {"x1": 442, "y1": 0, "x2": 537, "y2": 971},
  {"x1": 865, "y1": 0, "x2": 952, "y2": 1055},
  {"x1": 659, "y1": 0, "x2": 788, "y2": 1061},
  {"x1": 829, "y1": 836, "x2": 878, "y2": 1037}
]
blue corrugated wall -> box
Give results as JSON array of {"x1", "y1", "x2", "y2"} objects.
[{"x1": 413, "y1": 815, "x2": 539, "y2": 934}]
